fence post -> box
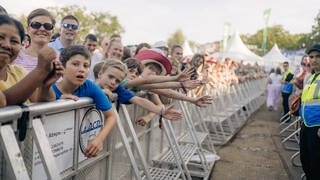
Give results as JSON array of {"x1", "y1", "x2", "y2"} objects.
[{"x1": 0, "y1": 125, "x2": 30, "y2": 180}]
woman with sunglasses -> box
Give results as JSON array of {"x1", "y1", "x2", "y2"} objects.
[
  {"x1": 0, "y1": 14, "x2": 63, "y2": 105},
  {"x1": 13, "y1": 8, "x2": 55, "y2": 72}
]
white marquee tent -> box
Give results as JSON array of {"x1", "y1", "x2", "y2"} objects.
[
  {"x1": 183, "y1": 40, "x2": 194, "y2": 56},
  {"x1": 263, "y1": 44, "x2": 289, "y2": 69},
  {"x1": 213, "y1": 31, "x2": 262, "y2": 65}
]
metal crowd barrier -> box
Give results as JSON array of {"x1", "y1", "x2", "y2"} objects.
[
  {"x1": 279, "y1": 113, "x2": 302, "y2": 170},
  {"x1": 200, "y1": 79, "x2": 267, "y2": 145},
  {"x1": 0, "y1": 79, "x2": 266, "y2": 180}
]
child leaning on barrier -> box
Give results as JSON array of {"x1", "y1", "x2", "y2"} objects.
[
  {"x1": 122, "y1": 58, "x2": 170, "y2": 126},
  {"x1": 52, "y1": 45, "x2": 116, "y2": 158},
  {"x1": 93, "y1": 60, "x2": 183, "y2": 122}
]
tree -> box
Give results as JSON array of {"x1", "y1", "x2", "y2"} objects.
[
  {"x1": 241, "y1": 25, "x2": 307, "y2": 55},
  {"x1": 19, "y1": 5, "x2": 124, "y2": 43},
  {"x1": 167, "y1": 29, "x2": 185, "y2": 48},
  {"x1": 307, "y1": 10, "x2": 320, "y2": 48}
]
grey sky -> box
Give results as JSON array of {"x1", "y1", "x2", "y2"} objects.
[{"x1": 2, "y1": 0, "x2": 319, "y2": 45}]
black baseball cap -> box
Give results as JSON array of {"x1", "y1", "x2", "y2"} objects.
[{"x1": 306, "y1": 44, "x2": 320, "y2": 54}]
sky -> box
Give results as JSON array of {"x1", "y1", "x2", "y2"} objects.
[{"x1": 1, "y1": 0, "x2": 319, "y2": 45}]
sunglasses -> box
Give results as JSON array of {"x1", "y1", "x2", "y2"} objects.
[
  {"x1": 301, "y1": 63, "x2": 311, "y2": 67},
  {"x1": 30, "y1": 21, "x2": 54, "y2": 31},
  {"x1": 62, "y1": 23, "x2": 78, "y2": 30}
]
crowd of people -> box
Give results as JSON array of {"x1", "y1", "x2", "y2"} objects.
[{"x1": 0, "y1": 6, "x2": 266, "y2": 162}]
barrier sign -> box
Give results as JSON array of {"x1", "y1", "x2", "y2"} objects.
[
  {"x1": 32, "y1": 107, "x2": 103, "y2": 179},
  {"x1": 79, "y1": 108, "x2": 104, "y2": 161}
]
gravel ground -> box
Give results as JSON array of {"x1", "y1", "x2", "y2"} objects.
[{"x1": 210, "y1": 103, "x2": 303, "y2": 180}]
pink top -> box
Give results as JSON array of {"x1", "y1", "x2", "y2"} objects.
[{"x1": 13, "y1": 51, "x2": 38, "y2": 72}]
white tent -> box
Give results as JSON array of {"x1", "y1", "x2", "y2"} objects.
[
  {"x1": 183, "y1": 40, "x2": 194, "y2": 56},
  {"x1": 226, "y1": 31, "x2": 262, "y2": 64},
  {"x1": 213, "y1": 31, "x2": 262, "y2": 65},
  {"x1": 263, "y1": 44, "x2": 289, "y2": 68}
]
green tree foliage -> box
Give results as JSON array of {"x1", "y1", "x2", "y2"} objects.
[
  {"x1": 241, "y1": 25, "x2": 308, "y2": 55},
  {"x1": 307, "y1": 11, "x2": 320, "y2": 48},
  {"x1": 167, "y1": 29, "x2": 185, "y2": 48},
  {"x1": 19, "y1": 5, "x2": 124, "y2": 43}
]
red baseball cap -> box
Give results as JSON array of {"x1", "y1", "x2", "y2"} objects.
[{"x1": 135, "y1": 49, "x2": 172, "y2": 75}]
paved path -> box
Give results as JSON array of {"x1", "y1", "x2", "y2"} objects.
[{"x1": 210, "y1": 104, "x2": 303, "y2": 180}]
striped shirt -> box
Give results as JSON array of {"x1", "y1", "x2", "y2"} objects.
[{"x1": 13, "y1": 51, "x2": 37, "y2": 72}]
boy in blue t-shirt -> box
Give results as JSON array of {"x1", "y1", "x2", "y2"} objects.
[{"x1": 52, "y1": 45, "x2": 116, "y2": 158}]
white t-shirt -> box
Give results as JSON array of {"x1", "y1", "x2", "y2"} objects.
[
  {"x1": 269, "y1": 73, "x2": 282, "y2": 85},
  {"x1": 88, "y1": 52, "x2": 103, "y2": 81}
]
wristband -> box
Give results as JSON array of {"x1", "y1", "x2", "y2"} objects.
[
  {"x1": 160, "y1": 105, "x2": 165, "y2": 116},
  {"x1": 180, "y1": 82, "x2": 187, "y2": 94}
]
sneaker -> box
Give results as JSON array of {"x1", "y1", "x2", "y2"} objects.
[{"x1": 268, "y1": 106, "x2": 273, "y2": 111}]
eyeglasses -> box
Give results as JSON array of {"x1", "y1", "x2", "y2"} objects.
[
  {"x1": 29, "y1": 22, "x2": 54, "y2": 31},
  {"x1": 62, "y1": 23, "x2": 78, "y2": 30}
]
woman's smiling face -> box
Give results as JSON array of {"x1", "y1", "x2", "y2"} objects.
[{"x1": 0, "y1": 24, "x2": 21, "y2": 69}]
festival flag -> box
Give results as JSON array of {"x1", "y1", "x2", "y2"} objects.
[
  {"x1": 222, "y1": 22, "x2": 231, "y2": 53},
  {"x1": 262, "y1": 8, "x2": 271, "y2": 54}
]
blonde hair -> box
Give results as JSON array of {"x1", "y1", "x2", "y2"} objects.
[{"x1": 94, "y1": 59, "x2": 128, "y2": 79}]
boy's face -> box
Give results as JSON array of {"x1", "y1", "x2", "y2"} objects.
[
  {"x1": 172, "y1": 47, "x2": 183, "y2": 62},
  {"x1": 84, "y1": 39, "x2": 97, "y2": 54},
  {"x1": 128, "y1": 68, "x2": 140, "y2": 80},
  {"x1": 98, "y1": 67, "x2": 126, "y2": 91},
  {"x1": 64, "y1": 54, "x2": 90, "y2": 86},
  {"x1": 141, "y1": 64, "x2": 162, "y2": 77},
  {"x1": 283, "y1": 63, "x2": 289, "y2": 71}
]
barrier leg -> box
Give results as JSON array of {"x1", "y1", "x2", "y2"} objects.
[{"x1": 0, "y1": 125, "x2": 30, "y2": 180}]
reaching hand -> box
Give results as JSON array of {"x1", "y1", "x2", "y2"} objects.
[
  {"x1": 177, "y1": 67, "x2": 194, "y2": 81},
  {"x1": 193, "y1": 95, "x2": 213, "y2": 107},
  {"x1": 43, "y1": 60, "x2": 64, "y2": 87},
  {"x1": 136, "y1": 115, "x2": 153, "y2": 126},
  {"x1": 84, "y1": 138, "x2": 103, "y2": 158},
  {"x1": 61, "y1": 94, "x2": 79, "y2": 101},
  {"x1": 182, "y1": 80, "x2": 202, "y2": 89},
  {"x1": 162, "y1": 104, "x2": 183, "y2": 120},
  {"x1": 36, "y1": 46, "x2": 57, "y2": 74},
  {"x1": 102, "y1": 88, "x2": 114, "y2": 101}
]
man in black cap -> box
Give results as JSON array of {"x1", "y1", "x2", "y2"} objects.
[{"x1": 300, "y1": 44, "x2": 320, "y2": 180}]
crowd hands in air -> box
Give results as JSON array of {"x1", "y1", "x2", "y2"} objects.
[{"x1": 0, "y1": 6, "x2": 266, "y2": 157}]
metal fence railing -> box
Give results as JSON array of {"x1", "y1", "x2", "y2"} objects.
[{"x1": 0, "y1": 79, "x2": 266, "y2": 180}]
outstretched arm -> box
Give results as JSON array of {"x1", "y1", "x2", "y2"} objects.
[
  {"x1": 130, "y1": 96, "x2": 182, "y2": 120},
  {"x1": 125, "y1": 68, "x2": 193, "y2": 88},
  {"x1": 150, "y1": 89, "x2": 213, "y2": 107},
  {"x1": 139, "y1": 80, "x2": 201, "y2": 90}
]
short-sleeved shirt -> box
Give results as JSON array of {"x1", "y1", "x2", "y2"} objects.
[
  {"x1": 88, "y1": 52, "x2": 103, "y2": 81},
  {"x1": 13, "y1": 51, "x2": 38, "y2": 72},
  {"x1": 113, "y1": 85, "x2": 134, "y2": 104},
  {"x1": 52, "y1": 80, "x2": 112, "y2": 111},
  {"x1": 48, "y1": 37, "x2": 64, "y2": 54},
  {"x1": 0, "y1": 65, "x2": 28, "y2": 90}
]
